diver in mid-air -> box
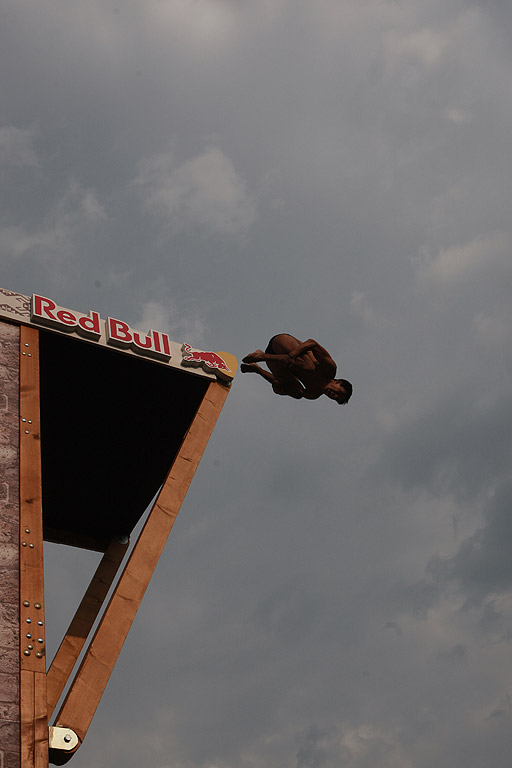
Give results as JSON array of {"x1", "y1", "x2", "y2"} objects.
[{"x1": 241, "y1": 334, "x2": 352, "y2": 404}]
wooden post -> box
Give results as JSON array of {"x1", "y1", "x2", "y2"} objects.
[
  {"x1": 46, "y1": 537, "x2": 129, "y2": 718},
  {"x1": 19, "y1": 326, "x2": 48, "y2": 767},
  {"x1": 53, "y1": 381, "x2": 229, "y2": 750}
]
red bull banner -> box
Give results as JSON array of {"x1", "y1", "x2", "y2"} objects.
[{"x1": 0, "y1": 287, "x2": 237, "y2": 383}]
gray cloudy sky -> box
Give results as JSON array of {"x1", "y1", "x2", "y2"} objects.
[{"x1": 3, "y1": 1, "x2": 512, "y2": 766}]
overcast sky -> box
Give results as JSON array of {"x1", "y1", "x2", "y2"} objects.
[{"x1": 3, "y1": 1, "x2": 512, "y2": 766}]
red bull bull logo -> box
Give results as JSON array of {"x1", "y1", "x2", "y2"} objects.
[{"x1": 181, "y1": 343, "x2": 234, "y2": 380}]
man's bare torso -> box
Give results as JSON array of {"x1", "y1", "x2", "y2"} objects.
[
  {"x1": 265, "y1": 334, "x2": 336, "y2": 399},
  {"x1": 242, "y1": 334, "x2": 351, "y2": 404}
]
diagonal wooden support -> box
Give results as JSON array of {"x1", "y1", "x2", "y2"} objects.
[
  {"x1": 52, "y1": 380, "x2": 229, "y2": 755},
  {"x1": 19, "y1": 325, "x2": 49, "y2": 768},
  {"x1": 46, "y1": 536, "x2": 129, "y2": 718}
]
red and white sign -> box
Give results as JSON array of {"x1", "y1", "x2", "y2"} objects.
[
  {"x1": 0, "y1": 288, "x2": 236, "y2": 382},
  {"x1": 31, "y1": 294, "x2": 172, "y2": 362},
  {"x1": 32, "y1": 294, "x2": 102, "y2": 339},
  {"x1": 106, "y1": 317, "x2": 171, "y2": 361}
]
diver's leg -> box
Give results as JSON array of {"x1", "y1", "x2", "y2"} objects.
[
  {"x1": 240, "y1": 362, "x2": 277, "y2": 384},
  {"x1": 241, "y1": 362, "x2": 303, "y2": 399},
  {"x1": 243, "y1": 334, "x2": 300, "y2": 364},
  {"x1": 242, "y1": 349, "x2": 266, "y2": 363},
  {"x1": 242, "y1": 350, "x2": 291, "y2": 364}
]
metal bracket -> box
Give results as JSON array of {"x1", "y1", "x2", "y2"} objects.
[{"x1": 48, "y1": 726, "x2": 79, "y2": 751}]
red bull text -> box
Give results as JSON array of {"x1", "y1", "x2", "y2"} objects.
[{"x1": 32, "y1": 294, "x2": 172, "y2": 362}]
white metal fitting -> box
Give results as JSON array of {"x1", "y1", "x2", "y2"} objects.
[{"x1": 48, "y1": 726, "x2": 79, "y2": 752}]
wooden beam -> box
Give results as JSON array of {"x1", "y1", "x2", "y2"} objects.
[
  {"x1": 19, "y1": 325, "x2": 48, "y2": 767},
  {"x1": 53, "y1": 380, "x2": 229, "y2": 748},
  {"x1": 46, "y1": 537, "x2": 129, "y2": 718}
]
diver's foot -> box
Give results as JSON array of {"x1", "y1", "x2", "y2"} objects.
[
  {"x1": 240, "y1": 363, "x2": 259, "y2": 373},
  {"x1": 242, "y1": 350, "x2": 265, "y2": 363}
]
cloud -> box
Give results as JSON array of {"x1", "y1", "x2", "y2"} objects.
[
  {"x1": 296, "y1": 725, "x2": 340, "y2": 768},
  {"x1": 295, "y1": 723, "x2": 414, "y2": 768},
  {"x1": 133, "y1": 146, "x2": 256, "y2": 238},
  {"x1": 148, "y1": 0, "x2": 290, "y2": 53},
  {"x1": 473, "y1": 306, "x2": 512, "y2": 354},
  {"x1": 416, "y1": 232, "x2": 511, "y2": 287},
  {"x1": 446, "y1": 643, "x2": 468, "y2": 662},
  {"x1": 150, "y1": 0, "x2": 241, "y2": 50},
  {"x1": 377, "y1": 381, "x2": 512, "y2": 506},
  {"x1": 350, "y1": 291, "x2": 379, "y2": 329},
  {"x1": 376, "y1": 326, "x2": 512, "y2": 628},
  {"x1": 0, "y1": 124, "x2": 39, "y2": 168},
  {"x1": 384, "y1": 25, "x2": 449, "y2": 71},
  {"x1": 391, "y1": 479, "x2": 512, "y2": 623},
  {"x1": 428, "y1": 479, "x2": 512, "y2": 609},
  {"x1": 444, "y1": 107, "x2": 473, "y2": 124},
  {"x1": 133, "y1": 298, "x2": 207, "y2": 345},
  {"x1": 381, "y1": 7, "x2": 482, "y2": 75},
  {"x1": 385, "y1": 621, "x2": 403, "y2": 636},
  {"x1": 0, "y1": 180, "x2": 106, "y2": 262}
]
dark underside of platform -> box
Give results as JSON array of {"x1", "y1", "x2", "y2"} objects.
[{"x1": 39, "y1": 330, "x2": 210, "y2": 551}]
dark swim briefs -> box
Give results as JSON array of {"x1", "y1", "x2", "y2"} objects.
[
  {"x1": 265, "y1": 335, "x2": 280, "y2": 354},
  {"x1": 265, "y1": 334, "x2": 295, "y2": 354}
]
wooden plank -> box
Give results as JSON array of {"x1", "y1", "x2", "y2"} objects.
[
  {"x1": 19, "y1": 326, "x2": 46, "y2": 671},
  {"x1": 19, "y1": 326, "x2": 48, "y2": 767},
  {"x1": 53, "y1": 381, "x2": 229, "y2": 745},
  {"x1": 46, "y1": 537, "x2": 129, "y2": 717},
  {"x1": 20, "y1": 671, "x2": 48, "y2": 768},
  {"x1": 34, "y1": 671, "x2": 49, "y2": 767},
  {"x1": 20, "y1": 669, "x2": 35, "y2": 767}
]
